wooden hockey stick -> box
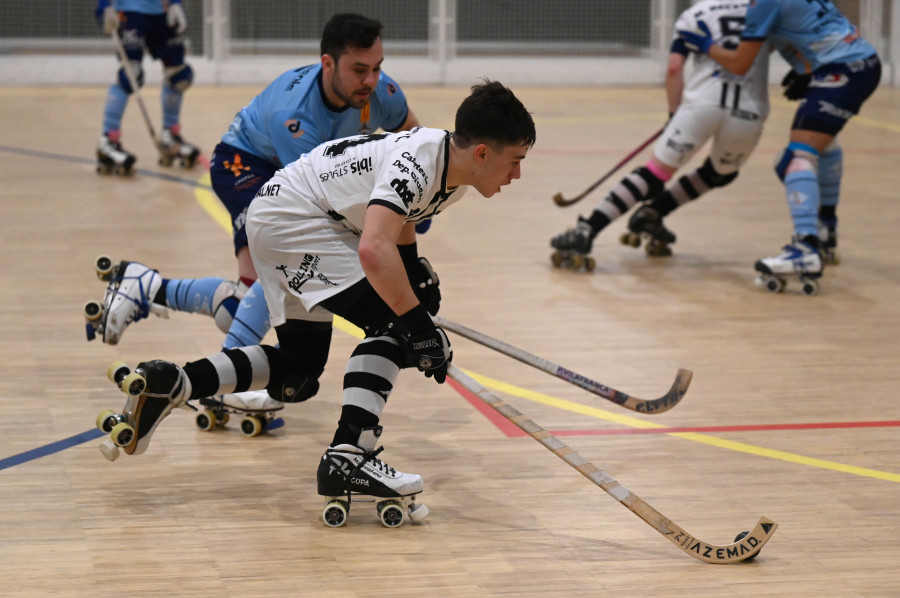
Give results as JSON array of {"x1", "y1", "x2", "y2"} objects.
[
  {"x1": 434, "y1": 316, "x2": 691, "y2": 414},
  {"x1": 552, "y1": 126, "x2": 665, "y2": 207},
  {"x1": 447, "y1": 364, "x2": 777, "y2": 563},
  {"x1": 110, "y1": 29, "x2": 164, "y2": 154}
]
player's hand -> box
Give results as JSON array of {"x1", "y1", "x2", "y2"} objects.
[
  {"x1": 678, "y1": 20, "x2": 713, "y2": 55},
  {"x1": 167, "y1": 3, "x2": 188, "y2": 34},
  {"x1": 781, "y1": 70, "x2": 812, "y2": 101},
  {"x1": 100, "y1": 6, "x2": 120, "y2": 35},
  {"x1": 398, "y1": 304, "x2": 452, "y2": 384},
  {"x1": 411, "y1": 257, "x2": 441, "y2": 316}
]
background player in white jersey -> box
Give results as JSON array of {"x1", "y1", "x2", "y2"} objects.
[
  {"x1": 550, "y1": 0, "x2": 769, "y2": 264},
  {"x1": 679, "y1": 0, "x2": 881, "y2": 293},
  {"x1": 97, "y1": 81, "x2": 536, "y2": 524},
  {"x1": 89, "y1": 14, "x2": 420, "y2": 415},
  {"x1": 94, "y1": 0, "x2": 200, "y2": 174}
]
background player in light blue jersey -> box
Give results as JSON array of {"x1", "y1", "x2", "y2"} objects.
[
  {"x1": 679, "y1": 0, "x2": 881, "y2": 294},
  {"x1": 90, "y1": 14, "x2": 432, "y2": 418},
  {"x1": 94, "y1": 0, "x2": 200, "y2": 174}
]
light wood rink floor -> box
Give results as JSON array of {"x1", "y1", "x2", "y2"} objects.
[{"x1": 1, "y1": 83, "x2": 900, "y2": 597}]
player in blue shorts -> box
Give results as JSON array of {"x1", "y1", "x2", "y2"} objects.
[
  {"x1": 679, "y1": 0, "x2": 880, "y2": 293},
  {"x1": 89, "y1": 13, "x2": 425, "y2": 416},
  {"x1": 94, "y1": 0, "x2": 200, "y2": 174}
]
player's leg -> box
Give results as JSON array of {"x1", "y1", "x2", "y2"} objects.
[
  {"x1": 97, "y1": 12, "x2": 148, "y2": 174},
  {"x1": 817, "y1": 138, "x2": 843, "y2": 263}
]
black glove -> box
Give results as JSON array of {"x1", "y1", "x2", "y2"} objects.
[
  {"x1": 397, "y1": 304, "x2": 452, "y2": 383},
  {"x1": 398, "y1": 243, "x2": 441, "y2": 316},
  {"x1": 781, "y1": 70, "x2": 812, "y2": 101}
]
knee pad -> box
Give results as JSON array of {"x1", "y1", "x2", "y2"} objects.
[
  {"x1": 697, "y1": 158, "x2": 739, "y2": 188},
  {"x1": 269, "y1": 321, "x2": 332, "y2": 402},
  {"x1": 212, "y1": 280, "x2": 248, "y2": 334},
  {"x1": 117, "y1": 62, "x2": 144, "y2": 94},
  {"x1": 165, "y1": 63, "x2": 193, "y2": 92},
  {"x1": 774, "y1": 142, "x2": 819, "y2": 182}
]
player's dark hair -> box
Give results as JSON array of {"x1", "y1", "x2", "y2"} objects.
[
  {"x1": 320, "y1": 13, "x2": 383, "y2": 62},
  {"x1": 453, "y1": 80, "x2": 536, "y2": 150}
]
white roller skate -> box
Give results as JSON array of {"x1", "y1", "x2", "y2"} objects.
[
  {"x1": 318, "y1": 426, "x2": 429, "y2": 528},
  {"x1": 83, "y1": 256, "x2": 168, "y2": 344},
  {"x1": 620, "y1": 205, "x2": 676, "y2": 257},
  {"x1": 193, "y1": 390, "x2": 284, "y2": 437},
  {"x1": 550, "y1": 217, "x2": 596, "y2": 272},
  {"x1": 96, "y1": 132, "x2": 136, "y2": 175},
  {"x1": 818, "y1": 217, "x2": 840, "y2": 265},
  {"x1": 158, "y1": 125, "x2": 200, "y2": 168},
  {"x1": 96, "y1": 360, "x2": 191, "y2": 461},
  {"x1": 754, "y1": 236, "x2": 823, "y2": 296}
]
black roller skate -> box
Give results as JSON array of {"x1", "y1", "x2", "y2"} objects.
[
  {"x1": 158, "y1": 125, "x2": 200, "y2": 168},
  {"x1": 96, "y1": 132, "x2": 136, "y2": 175},
  {"x1": 550, "y1": 217, "x2": 596, "y2": 272},
  {"x1": 318, "y1": 426, "x2": 429, "y2": 528},
  {"x1": 620, "y1": 205, "x2": 676, "y2": 257}
]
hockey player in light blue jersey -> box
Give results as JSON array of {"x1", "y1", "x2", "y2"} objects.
[
  {"x1": 94, "y1": 0, "x2": 200, "y2": 174},
  {"x1": 679, "y1": 0, "x2": 881, "y2": 294}
]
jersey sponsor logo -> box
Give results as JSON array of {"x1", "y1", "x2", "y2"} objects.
[
  {"x1": 318, "y1": 157, "x2": 372, "y2": 182},
  {"x1": 387, "y1": 82, "x2": 396, "y2": 95},
  {"x1": 286, "y1": 253, "x2": 321, "y2": 294},
  {"x1": 811, "y1": 73, "x2": 849, "y2": 88},
  {"x1": 285, "y1": 66, "x2": 313, "y2": 92},
  {"x1": 390, "y1": 178, "x2": 415, "y2": 207},
  {"x1": 254, "y1": 183, "x2": 281, "y2": 198},
  {"x1": 223, "y1": 153, "x2": 250, "y2": 176},
  {"x1": 817, "y1": 100, "x2": 854, "y2": 121},
  {"x1": 283, "y1": 119, "x2": 305, "y2": 138}
]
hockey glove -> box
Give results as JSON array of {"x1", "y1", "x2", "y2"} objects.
[
  {"x1": 398, "y1": 304, "x2": 452, "y2": 384},
  {"x1": 167, "y1": 2, "x2": 188, "y2": 34},
  {"x1": 678, "y1": 21, "x2": 714, "y2": 55},
  {"x1": 99, "y1": 5, "x2": 120, "y2": 35},
  {"x1": 398, "y1": 243, "x2": 442, "y2": 316},
  {"x1": 781, "y1": 70, "x2": 812, "y2": 101}
]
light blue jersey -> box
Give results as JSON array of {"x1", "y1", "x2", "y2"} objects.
[
  {"x1": 221, "y1": 64, "x2": 410, "y2": 168},
  {"x1": 98, "y1": 0, "x2": 179, "y2": 16},
  {"x1": 742, "y1": 0, "x2": 875, "y2": 73}
]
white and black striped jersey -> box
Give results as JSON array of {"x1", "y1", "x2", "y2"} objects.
[{"x1": 673, "y1": 0, "x2": 770, "y2": 117}]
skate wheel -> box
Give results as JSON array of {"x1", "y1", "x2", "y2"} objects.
[
  {"x1": 408, "y1": 502, "x2": 430, "y2": 523},
  {"x1": 96, "y1": 164, "x2": 111, "y2": 175},
  {"x1": 95, "y1": 255, "x2": 114, "y2": 280},
  {"x1": 734, "y1": 530, "x2": 761, "y2": 561},
  {"x1": 645, "y1": 241, "x2": 672, "y2": 257},
  {"x1": 377, "y1": 500, "x2": 404, "y2": 528},
  {"x1": 96, "y1": 409, "x2": 120, "y2": 432},
  {"x1": 583, "y1": 256, "x2": 596, "y2": 272},
  {"x1": 99, "y1": 439, "x2": 121, "y2": 462},
  {"x1": 158, "y1": 156, "x2": 174, "y2": 167},
  {"x1": 569, "y1": 254, "x2": 583, "y2": 271},
  {"x1": 620, "y1": 232, "x2": 641, "y2": 248},
  {"x1": 219, "y1": 412, "x2": 230, "y2": 426},
  {"x1": 110, "y1": 421, "x2": 135, "y2": 447},
  {"x1": 828, "y1": 250, "x2": 841, "y2": 266},
  {"x1": 762, "y1": 276, "x2": 784, "y2": 294},
  {"x1": 196, "y1": 410, "x2": 217, "y2": 431},
  {"x1": 107, "y1": 361, "x2": 130, "y2": 384},
  {"x1": 240, "y1": 415, "x2": 264, "y2": 437},
  {"x1": 323, "y1": 500, "x2": 349, "y2": 527},
  {"x1": 550, "y1": 251, "x2": 564, "y2": 268},
  {"x1": 801, "y1": 279, "x2": 820, "y2": 296},
  {"x1": 120, "y1": 371, "x2": 147, "y2": 397},
  {"x1": 83, "y1": 300, "x2": 103, "y2": 322}
]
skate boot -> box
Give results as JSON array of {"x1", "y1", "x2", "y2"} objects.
[
  {"x1": 83, "y1": 256, "x2": 169, "y2": 344},
  {"x1": 158, "y1": 125, "x2": 201, "y2": 168},
  {"x1": 317, "y1": 425, "x2": 429, "y2": 528},
  {"x1": 96, "y1": 360, "x2": 192, "y2": 461},
  {"x1": 193, "y1": 390, "x2": 284, "y2": 437},
  {"x1": 818, "y1": 217, "x2": 840, "y2": 265},
  {"x1": 754, "y1": 235, "x2": 823, "y2": 296},
  {"x1": 96, "y1": 132, "x2": 136, "y2": 175},
  {"x1": 549, "y1": 217, "x2": 597, "y2": 272},
  {"x1": 621, "y1": 205, "x2": 676, "y2": 257}
]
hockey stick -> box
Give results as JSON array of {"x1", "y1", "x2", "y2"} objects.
[
  {"x1": 552, "y1": 126, "x2": 665, "y2": 207},
  {"x1": 447, "y1": 364, "x2": 777, "y2": 563},
  {"x1": 434, "y1": 316, "x2": 691, "y2": 414},
  {"x1": 110, "y1": 29, "x2": 164, "y2": 154}
]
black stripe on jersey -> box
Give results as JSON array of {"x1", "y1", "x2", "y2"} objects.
[
  {"x1": 720, "y1": 82, "x2": 728, "y2": 108},
  {"x1": 733, "y1": 84, "x2": 742, "y2": 110},
  {"x1": 368, "y1": 198, "x2": 407, "y2": 215},
  {"x1": 226, "y1": 348, "x2": 253, "y2": 393}
]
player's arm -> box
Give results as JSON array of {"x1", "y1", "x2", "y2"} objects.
[
  {"x1": 359, "y1": 204, "x2": 419, "y2": 316},
  {"x1": 665, "y1": 51, "x2": 687, "y2": 115},
  {"x1": 708, "y1": 40, "x2": 765, "y2": 76}
]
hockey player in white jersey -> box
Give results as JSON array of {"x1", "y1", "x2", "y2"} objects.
[
  {"x1": 94, "y1": 81, "x2": 536, "y2": 527},
  {"x1": 551, "y1": 0, "x2": 769, "y2": 266}
]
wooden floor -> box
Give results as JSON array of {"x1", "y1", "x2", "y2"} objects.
[{"x1": 2, "y1": 82, "x2": 900, "y2": 597}]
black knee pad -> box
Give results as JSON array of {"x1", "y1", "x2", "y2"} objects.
[
  {"x1": 267, "y1": 322, "x2": 332, "y2": 403},
  {"x1": 698, "y1": 158, "x2": 739, "y2": 188},
  {"x1": 318, "y1": 278, "x2": 396, "y2": 337}
]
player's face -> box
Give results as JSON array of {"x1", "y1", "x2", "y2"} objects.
[
  {"x1": 473, "y1": 143, "x2": 529, "y2": 198},
  {"x1": 328, "y1": 38, "x2": 384, "y2": 109}
]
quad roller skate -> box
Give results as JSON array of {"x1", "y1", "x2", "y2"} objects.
[
  {"x1": 95, "y1": 360, "x2": 191, "y2": 461},
  {"x1": 83, "y1": 255, "x2": 168, "y2": 344},
  {"x1": 549, "y1": 218, "x2": 596, "y2": 272},
  {"x1": 96, "y1": 132, "x2": 136, "y2": 175},
  {"x1": 620, "y1": 205, "x2": 676, "y2": 257},
  {"x1": 158, "y1": 125, "x2": 200, "y2": 168},
  {"x1": 754, "y1": 236, "x2": 823, "y2": 296},
  {"x1": 193, "y1": 390, "x2": 284, "y2": 437},
  {"x1": 819, "y1": 217, "x2": 840, "y2": 265},
  {"x1": 318, "y1": 426, "x2": 429, "y2": 528}
]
